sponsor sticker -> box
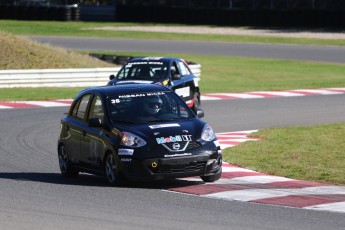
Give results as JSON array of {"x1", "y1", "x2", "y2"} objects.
[
  {"x1": 126, "y1": 61, "x2": 147, "y2": 66},
  {"x1": 118, "y1": 92, "x2": 165, "y2": 99},
  {"x1": 121, "y1": 158, "x2": 132, "y2": 163},
  {"x1": 156, "y1": 135, "x2": 192, "y2": 144},
  {"x1": 112, "y1": 128, "x2": 121, "y2": 135},
  {"x1": 175, "y1": 86, "x2": 190, "y2": 98},
  {"x1": 148, "y1": 61, "x2": 164, "y2": 65},
  {"x1": 142, "y1": 57, "x2": 163, "y2": 60},
  {"x1": 117, "y1": 80, "x2": 153, "y2": 84},
  {"x1": 118, "y1": 148, "x2": 134, "y2": 156},
  {"x1": 164, "y1": 153, "x2": 192, "y2": 158},
  {"x1": 149, "y1": 123, "x2": 180, "y2": 129}
]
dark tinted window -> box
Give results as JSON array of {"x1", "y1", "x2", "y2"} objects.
[
  {"x1": 108, "y1": 91, "x2": 193, "y2": 123},
  {"x1": 71, "y1": 94, "x2": 91, "y2": 120},
  {"x1": 89, "y1": 96, "x2": 104, "y2": 123},
  {"x1": 116, "y1": 60, "x2": 168, "y2": 80}
]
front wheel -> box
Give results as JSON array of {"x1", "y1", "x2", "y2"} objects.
[
  {"x1": 104, "y1": 153, "x2": 124, "y2": 186},
  {"x1": 58, "y1": 145, "x2": 79, "y2": 177},
  {"x1": 200, "y1": 169, "x2": 222, "y2": 182}
]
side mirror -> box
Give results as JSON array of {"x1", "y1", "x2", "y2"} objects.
[
  {"x1": 172, "y1": 74, "x2": 181, "y2": 80},
  {"x1": 88, "y1": 117, "x2": 102, "y2": 127},
  {"x1": 196, "y1": 109, "x2": 204, "y2": 118},
  {"x1": 109, "y1": 74, "x2": 115, "y2": 80}
]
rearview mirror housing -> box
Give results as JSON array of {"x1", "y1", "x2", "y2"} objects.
[{"x1": 196, "y1": 109, "x2": 204, "y2": 118}]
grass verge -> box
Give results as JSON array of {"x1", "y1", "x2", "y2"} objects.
[
  {"x1": 0, "y1": 30, "x2": 115, "y2": 69},
  {"x1": 222, "y1": 123, "x2": 345, "y2": 185}
]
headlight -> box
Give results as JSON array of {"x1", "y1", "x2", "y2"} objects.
[
  {"x1": 120, "y1": 132, "x2": 146, "y2": 147},
  {"x1": 201, "y1": 124, "x2": 216, "y2": 141}
]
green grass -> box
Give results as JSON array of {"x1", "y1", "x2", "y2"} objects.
[
  {"x1": 0, "y1": 87, "x2": 84, "y2": 101},
  {"x1": 1, "y1": 20, "x2": 345, "y2": 46},
  {"x1": 223, "y1": 123, "x2": 345, "y2": 185}
]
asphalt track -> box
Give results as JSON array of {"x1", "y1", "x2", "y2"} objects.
[{"x1": 28, "y1": 36, "x2": 345, "y2": 64}]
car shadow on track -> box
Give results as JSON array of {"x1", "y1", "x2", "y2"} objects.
[{"x1": 0, "y1": 172, "x2": 205, "y2": 189}]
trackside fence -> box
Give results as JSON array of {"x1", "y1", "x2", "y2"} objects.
[{"x1": 0, "y1": 64, "x2": 201, "y2": 88}]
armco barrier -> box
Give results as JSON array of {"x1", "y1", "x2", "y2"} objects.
[
  {"x1": 0, "y1": 64, "x2": 201, "y2": 88},
  {"x1": 0, "y1": 68, "x2": 120, "y2": 88}
]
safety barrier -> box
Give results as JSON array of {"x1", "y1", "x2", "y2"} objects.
[{"x1": 0, "y1": 64, "x2": 201, "y2": 88}]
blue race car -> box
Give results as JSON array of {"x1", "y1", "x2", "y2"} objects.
[
  {"x1": 58, "y1": 84, "x2": 221, "y2": 186},
  {"x1": 108, "y1": 57, "x2": 201, "y2": 113}
]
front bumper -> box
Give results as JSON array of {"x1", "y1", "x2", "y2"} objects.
[{"x1": 119, "y1": 148, "x2": 222, "y2": 181}]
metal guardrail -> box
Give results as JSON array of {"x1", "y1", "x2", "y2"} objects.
[{"x1": 0, "y1": 64, "x2": 201, "y2": 88}]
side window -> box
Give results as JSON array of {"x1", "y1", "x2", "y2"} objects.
[
  {"x1": 177, "y1": 61, "x2": 191, "y2": 76},
  {"x1": 89, "y1": 96, "x2": 104, "y2": 123},
  {"x1": 71, "y1": 100, "x2": 80, "y2": 117},
  {"x1": 71, "y1": 94, "x2": 91, "y2": 120},
  {"x1": 171, "y1": 62, "x2": 179, "y2": 76}
]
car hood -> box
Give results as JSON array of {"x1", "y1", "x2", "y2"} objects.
[{"x1": 114, "y1": 118, "x2": 206, "y2": 144}]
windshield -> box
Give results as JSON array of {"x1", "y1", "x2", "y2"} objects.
[
  {"x1": 116, "y1": 60, "x2": 168, "y2": 80},
  {"x1": 108, "y1": 91, "x2": 194, "y2": 123}
]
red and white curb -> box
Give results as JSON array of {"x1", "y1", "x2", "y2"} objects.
[
  {"x1": 165, "y1": 131, "x2": 345, "y2": 214},
  {"x1": 201, "y1": 87, "x2": 345, "y2": 101},
  {"x1": 0, "y1": 99, "x2": 73, "y2": 109},
  {"x1": 1, "y1": 87, "x2": 345, "y2": 109},
  {"x1": 216, "y1": 130, "x2": 260, "y2": 149}
]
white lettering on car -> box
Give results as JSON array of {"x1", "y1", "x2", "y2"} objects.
[
  {"x1": 149, "y1": 123, "x2": 180, "y2": 129},
  {"x1": 175, "y1": 86, "x2": 190, "y2": 98},
  {"x1": 118, "y1": 149, "x2": 134, "y2": 156},
  {"x1": 164, "y1": 153, "x2": 192, "y2": 158}
]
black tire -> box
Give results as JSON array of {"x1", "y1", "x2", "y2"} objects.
[
  {"x1": 200, "y1": 169, "x2": 222, "y2": 182},
  {"x1": 104, "y1": 153, "x2": 124, "y2": 186},
  {"x1": 192, "y1": 92, "x2": 201, "y2": 113},
  {"x1": 58, "y1": 145, "x2": 79, "y2": 177}
]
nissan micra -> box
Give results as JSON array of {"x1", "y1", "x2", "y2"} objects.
[{"x1": 58, "y1": 84, "x2": 221, "y2": 186}]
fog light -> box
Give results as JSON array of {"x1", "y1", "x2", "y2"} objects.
[{"x1": 151, "y1": 162, "x2": 158, "y2": 168}]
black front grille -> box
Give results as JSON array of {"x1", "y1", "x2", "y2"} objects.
[
  {"x1": 186, "y1": 141, "x2": 202, "y2": 149},
  {"x1": 151, "y1": 161, "x2": 206, "y2": 174}
]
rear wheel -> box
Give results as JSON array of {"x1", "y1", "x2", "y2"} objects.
[
  {"x1": 104, "y1": 153, "x2": 124, "y2": 186},
  {"x1": 58, "y1": 145, "x2": 79, "y2": 177}
]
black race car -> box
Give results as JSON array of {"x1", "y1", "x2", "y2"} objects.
[
  {"x1": 57, "y1": 84, "x2": 221, "y2": 186},
  {"x1": 108, "y1": 57, "x2": 201, "y2": 113}
]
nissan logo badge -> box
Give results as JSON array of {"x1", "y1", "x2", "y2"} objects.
[{"x1": 172, "y1": 143, "x2": 180, "y2": 150}]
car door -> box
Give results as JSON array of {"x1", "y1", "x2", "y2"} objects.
[
  {"x1": 170, "y1": 60, "x2": 196, "y2": 105},
  {"x1": 65, "y1": 94, "x2": 92, "y2": 165},
  {"x1": 79, "y1": 94, "x2": 106, "y2": 169}
]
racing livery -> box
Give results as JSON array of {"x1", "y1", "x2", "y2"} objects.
[
  {"x1": 57, "y1": 84, "x2": 221, "y2": 185},
  {"x1": 108, "y1": 57, "x2": 201, "y2": 113}
]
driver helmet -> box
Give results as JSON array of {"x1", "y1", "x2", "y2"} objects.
[{"x1": 144, "y1": 96, "x2": 163, "y2": 115}]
